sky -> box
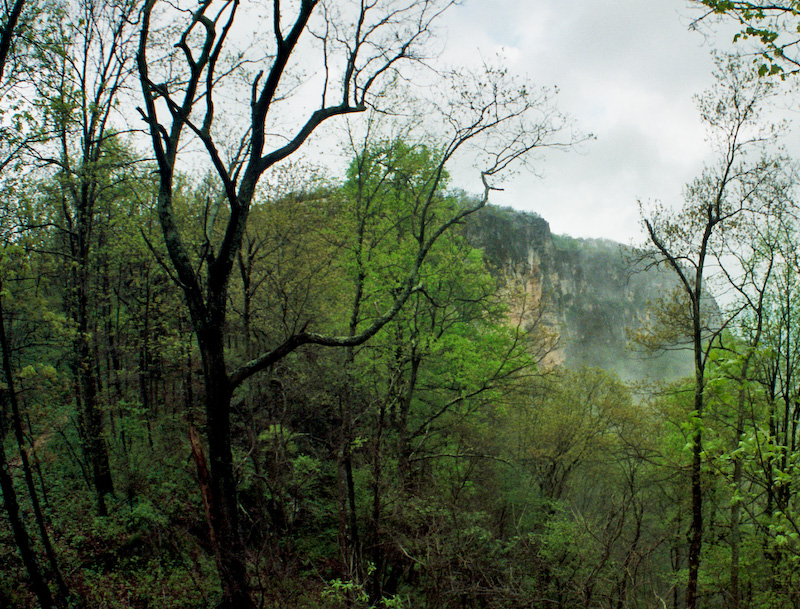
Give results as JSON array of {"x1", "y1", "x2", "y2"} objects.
[{"x1": 437, "y1": 0, "x2": 748, "y2": 245}]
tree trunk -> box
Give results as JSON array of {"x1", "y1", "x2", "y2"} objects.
[
  {"x1": 687, "y1": 292, "x2": 706, "y2": 609},
  {"x1": 336, "y1": 359, "x2": 362, "y2": 588},
  {"x1": 686, "y1": 426, "x2": 703, "y2": 609},
  {"x1": 70, "y1": 194, "x2": 114, "y2": 516},
  {"x1": 397, "y1": 352, "x2": 420, "y2": 492},
  {"x1": 367, "y1": 399, "x2": 387, "y2": 604},
  {"x1": 75, "y1": 322, "x2": 114, "y2": 516},
  {"x1": 198, "y1": 329, "x2": 254, "y2": 609},
  {"x1": 729, "y1": 404, "x2": 744, "y2": 609}
]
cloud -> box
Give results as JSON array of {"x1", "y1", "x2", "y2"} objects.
[{"x1": 436, "y1": 0, "x2": 729, "y2": 243}]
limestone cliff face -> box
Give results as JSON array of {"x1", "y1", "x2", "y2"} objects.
[{"x1": 463, "y1": 206, "x2": 691, "y2": 382}]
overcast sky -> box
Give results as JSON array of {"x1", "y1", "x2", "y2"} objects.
[{"x1": 437, "y1": 0, "x2": 754, "y2": 244}]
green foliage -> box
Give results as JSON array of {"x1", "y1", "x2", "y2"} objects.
[{"x1": 321, "y1": 566, "x2": 408, "y2": 609}]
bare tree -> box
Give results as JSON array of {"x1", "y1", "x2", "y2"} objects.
[{"x1": 136, "y1": 1, "x2": 576, "y2": 606}]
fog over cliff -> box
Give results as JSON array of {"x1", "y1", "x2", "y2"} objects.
[{"x1": 464, "y1": 206, "x2": 692, "y2": 382}]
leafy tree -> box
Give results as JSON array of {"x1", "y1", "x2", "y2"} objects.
[
  {"x1": 725, "y1": 222, "x2": 800, "y2": 605},
  {"x1": 639, "y1": 55, "x2": 786, "y2": 609},
  {"x1": 29, "y1": 0, "x2": 144, "y2": 517},
  {"x1": 336, "y1": 140, "x2": 541, "y2": 601}
]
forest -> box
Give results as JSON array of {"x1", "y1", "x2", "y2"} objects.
[{"x1": 2, "y1": 0, "x2": 800, "y2": 608}]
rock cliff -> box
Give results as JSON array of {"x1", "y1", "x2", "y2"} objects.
[{"x1": 463, "y1": 205, "x2": 692, "y2": 382}]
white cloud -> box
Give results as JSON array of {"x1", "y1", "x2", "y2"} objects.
[{"x1": 434, "y1": 0, "x2": 758, "y2": 243}]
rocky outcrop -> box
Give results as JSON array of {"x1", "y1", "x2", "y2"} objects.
[{"x1": 464, "y1": 206, "x2": 691, "y2": 382}]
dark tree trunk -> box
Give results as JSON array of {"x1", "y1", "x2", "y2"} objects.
[
  {"x1": 75, "y1": 321, "x2": 114, "y2": 516},
  {"x1": 686, "y1": 295, "x2": 706, "y2": 609},
  {"x1": 730, "y1": 340, "x2": 761, "y2": 609},
  {"x1": 335, "y1": 360, "x2": 362, "y2": 588},
  {"x1": 729, "y1": 403, "x2": 744, "y2": 609},
  {"x1": 68, "y1": 189, "x2": 114, "y2": 516},
  {"x1": 686, "y1": 425, "x2": 703, "y2": 609},
  {"x1": 198, "y1": 328, "x2": 254, "y2": 609},
  {"x1": 0, "y1": 0, "x2": 25, "y2": 83},
  {"x1": 396, "y1": 352, "x2": 420, "y2": 492},
  {"x1": 367, "y1": 399, "x2": 387, "y2": 604}
]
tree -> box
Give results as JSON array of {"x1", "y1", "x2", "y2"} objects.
[
  {"x1": 0, "y1": 0, "x2": 69, "y2": 604},
  {"x1": 639, "y1": 55, "x2": 784, "y2": 609},
  {"x1": 328, "y1": 138, "x2": 542, "y2": 601},
  {"x1": 730, "y1": 220, "x2": 800, "y2": 604},
  {"x1": 136, "y1": 2, "x2": 574, "y2": 605},
  {"x1": 0, "y1": 0, "x2": 25, "y2": 78},
  {"x1": 30, "y1": 0, "x2": 144, "y2": 517}
]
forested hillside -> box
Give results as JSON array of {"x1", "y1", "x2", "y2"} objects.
[{"x1": 3, "y1": 1, "x2": 800, "y2": 609}]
